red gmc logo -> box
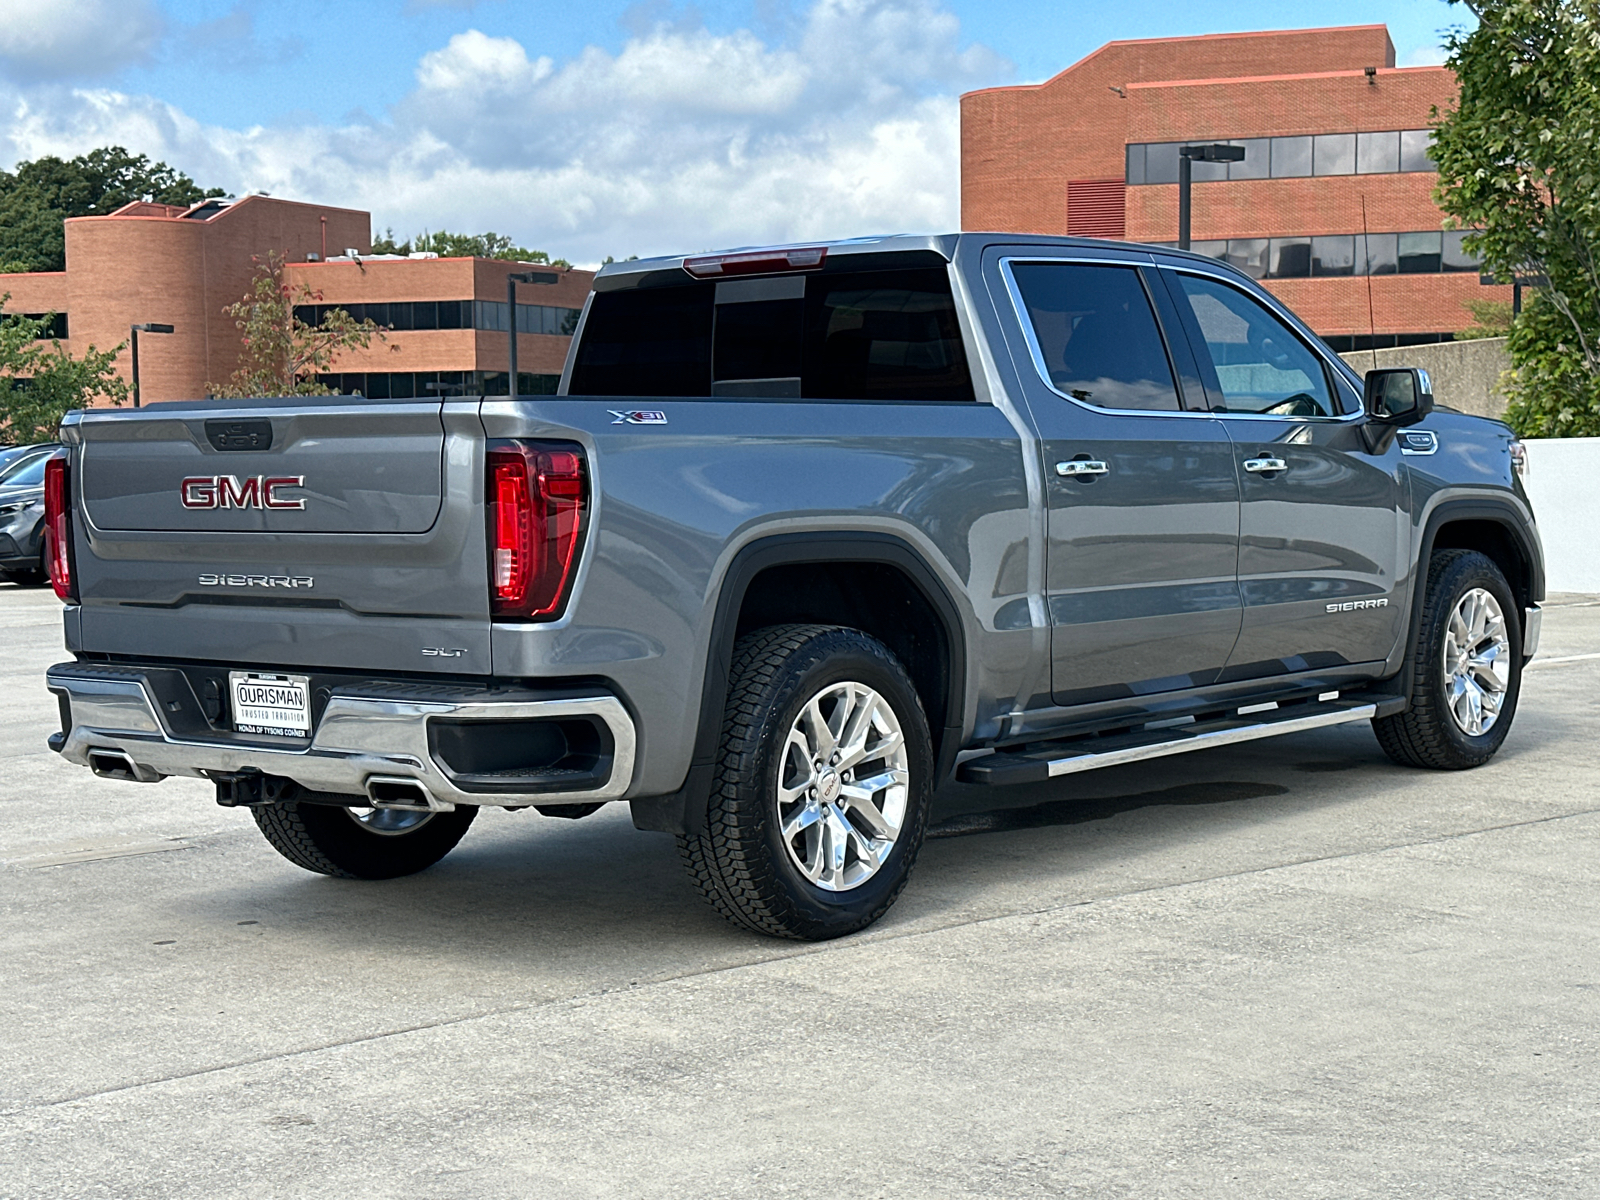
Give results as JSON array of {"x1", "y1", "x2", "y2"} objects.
[{"x1": 181, "y1": 475, "x2": 307, "y2": 510}]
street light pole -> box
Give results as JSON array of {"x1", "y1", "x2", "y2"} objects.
[
  {"x1": 129, "y1": 322, "x2": 174, "y2": 408},
  {"x1": 1177, "y1": 143, "x2": 1246, "y2": 251},
  {"x1": 1178, "y1": 153, "x2": 1192, "y2": 251},
  {"x1": 505, "y1": 270, "x2": 559, "y2": 401}
]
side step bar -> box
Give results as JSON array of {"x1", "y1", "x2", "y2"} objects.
[{"x1": 958, "y1": 694, "x2": 1403, "y2": 788}]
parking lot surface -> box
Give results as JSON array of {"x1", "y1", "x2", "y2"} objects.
[{"x1": 2, "y1": 582, "x2": 1598, "y2": 1198}]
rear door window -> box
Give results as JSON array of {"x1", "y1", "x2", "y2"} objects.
[
  {"x1": 569, "y1": 266, "x2": 974, "y2": 402},
  {"x1": 1008, "y1": 262, "x2": 1182, "y2": 411}
]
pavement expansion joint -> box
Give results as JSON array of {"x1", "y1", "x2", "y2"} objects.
[{"x1": 23, "y1": 802, "x2": 1600, "y2": 1114}]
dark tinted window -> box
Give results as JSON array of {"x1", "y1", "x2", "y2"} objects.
[
  {"x1": 802, "y1": 268, "x2": 972, "y2": 402},
  {"x1": 570, "y1": 267, "x2": 973, "y2": 401},
  {"x1": 1010, "y1": 263, "x2": 1180, "y2": 411},
  {"x1": 1172, "y1": 274, "x2": 1337, "y2": 417},
  {"x1": 569, "y1": 283, "x2": 715, "y2": 396},
  {"x1": 714, "y1": 280, "x2": 803, "y2": 395}
]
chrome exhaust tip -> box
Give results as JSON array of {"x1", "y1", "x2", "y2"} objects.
[
  {"x1": 364, "y1": 775, "x2": 453, "y2": 812},
  {"x1": 87, "y1": 748, "x2": 162, "y2": 783}
]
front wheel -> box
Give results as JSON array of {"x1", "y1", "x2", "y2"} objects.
[
  {"x1": 679, "y1": 624, "x2": 934, "y2": 941},
  {"x1": 1373, "y1": 549, "x2": 1522, "y2": 770},
  {"x1": 253, "y1": 801, "x2": 477, "y2": 879}
]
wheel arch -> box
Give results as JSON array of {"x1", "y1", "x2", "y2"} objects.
[
  {"x1": 630, "y1": 531, "x2": 968, "y2": 836},
  {"x1": 1392, "y1": 498, "x2": 1544, "y2": 705}
]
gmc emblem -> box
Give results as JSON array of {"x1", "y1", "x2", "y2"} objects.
[{"x1": 181, "y1": 475, "x2": 306, "y2": 510}]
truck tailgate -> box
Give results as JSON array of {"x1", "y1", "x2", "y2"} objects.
[{"x1": 65, "y1": 397, "x2": 492, "y2": 676}]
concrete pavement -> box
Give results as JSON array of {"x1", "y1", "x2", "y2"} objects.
[{"x1": 2, "y1": 583, "x2": 1598, "y2": 1197}]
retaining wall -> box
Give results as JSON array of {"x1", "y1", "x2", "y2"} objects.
[{"x1": 1339, "y1": 337, "x2": 1510, "y2": 421}]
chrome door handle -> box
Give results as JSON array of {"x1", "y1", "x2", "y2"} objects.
[
  {"x1": 1056, "y1": 460, "x2": 1109, "y2": 477},
  {"x1": 1242, "y1": 456, "x2": 1287, "y2": 473}
]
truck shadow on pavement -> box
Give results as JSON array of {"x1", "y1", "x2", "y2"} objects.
[{"x1": 216, "y1": 743, "x2": 1380, "y2": 966}]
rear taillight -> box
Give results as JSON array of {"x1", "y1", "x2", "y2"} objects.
[
  {"x1": 44, "y1": 453, "x2": 76, "y2": 603},
  {"x1": 487, "y1": 441, "x2": 586, "y2": 620}
]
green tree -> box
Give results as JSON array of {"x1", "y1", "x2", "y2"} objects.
[
  {"x1": 209, "y1": 253, "x2": 383, "y2": 398},
  {"x1": 369, "y1": 226, "x2": 570, "y2": 268},
  {"x1": 0, "y1": 298, "x2": 129, "y2": 442},
  {"x1": 0, "y1": 146, "x2": 224, "y2": 274},
  {"x1": 1432, "y1": 0, "x2": 1600, "y2": 437},
  {"x1": 1454, "y1": 297, "x2": 1515, "y2": 341}
]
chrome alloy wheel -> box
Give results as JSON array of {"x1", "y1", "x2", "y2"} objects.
[
  {"x1": 1442, "y1": 586, "x2": 1511, "y2": 736},
  {"x1": 777, "y1": 681, "x2": 911, "y2": 892},
  {"x1": 344, "y1": 806, "x2": 435, "y2": 836}
]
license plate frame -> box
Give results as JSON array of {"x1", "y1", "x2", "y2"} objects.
[{"x1": 229, "y1": 671, "x2": 312, "y2": 738}]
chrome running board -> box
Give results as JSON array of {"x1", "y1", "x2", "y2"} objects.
[{"x1": 957, "y1": 694, "x2": 1401, "y2": 788}]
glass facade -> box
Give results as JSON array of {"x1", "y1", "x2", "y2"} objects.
[
  {"x1": 1125, "y1": 130, "x2": 1434, "y2": 185},
  {"x1": 293, "y1": 299, "x2": 582, "y2": 335},
  {"x1": 314, "y1": 370, "x2": 562, "y2": 398},
  {"x1": 1160, "y1": 230, "x2": 1480, "y2": 278}
]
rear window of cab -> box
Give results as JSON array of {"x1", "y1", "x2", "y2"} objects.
[{"x1": 569, "y1": 266, "x2": 975, "y2": 403}]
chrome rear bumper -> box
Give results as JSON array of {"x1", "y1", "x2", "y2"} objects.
[{"x1": 46, "y1": 662, "x2": 636, "y2": 809}]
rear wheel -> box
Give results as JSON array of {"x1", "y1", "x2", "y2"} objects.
[
  {"x1": 1373, "y1": 549, "x2": 1522, "y2": 770},
  {"x1": 252, "y1": 801, "x2": 477, "y2": 879},
  {"x1": 678, "y1": 624, "x2": 933, "y2": 941},
  {"x1": 0, "y1": 567, "x2": 46, "y2": 587}
]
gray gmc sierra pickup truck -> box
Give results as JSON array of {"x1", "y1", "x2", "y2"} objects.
[{"x1": 42, "y1": 233, "x2": 1544, "y2": 940}]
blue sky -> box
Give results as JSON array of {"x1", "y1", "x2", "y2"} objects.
[{"x1": 0, "y1": 0, "x2": 1468, "y2": 264}]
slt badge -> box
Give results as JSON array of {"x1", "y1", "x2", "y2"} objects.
[{"x1": 608, "y1": 410, "x2": 668, "y2": 425}]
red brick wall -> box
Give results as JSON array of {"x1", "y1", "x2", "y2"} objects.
[
  {"x1": 959, "y1": 26, "x2": 1504, "y2": 334},
  {"x1": 961, "y1": 26, "x2": 1397, "y2": 234}
]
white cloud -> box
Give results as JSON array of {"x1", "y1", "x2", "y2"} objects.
[
  {"x1": 0, "y1": 0, "x2": 165, "y2": 81},
  {"x1": 1400, "y1": 43, "x2": 1450, "y2": 67},
  {"x1": 0, "y1": 0, "x2": 1009, "y2": 264}
]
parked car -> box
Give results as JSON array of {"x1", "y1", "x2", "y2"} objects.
[
  {"x1": 41, "y1": 234, "x2": 1542, "y2": 939},
  {"x1": 0, "y1": 444, "x2": 59, "y2": 586}
]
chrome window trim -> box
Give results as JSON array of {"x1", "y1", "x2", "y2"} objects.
[{"x1": 997, "y1": 254, "x2": 1362, "y2": 424}]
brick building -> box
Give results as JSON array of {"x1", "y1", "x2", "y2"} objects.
[
  {"x1": 961, "y1": 25, "x2": 1508, "y2": 348},
  {"x1": 0, "y1": 195, "x2": 591, "y2": 405}
]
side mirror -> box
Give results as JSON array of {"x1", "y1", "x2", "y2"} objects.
[{"x1": 1364, "y1": 367, "x2": 1434, "y2": 426}]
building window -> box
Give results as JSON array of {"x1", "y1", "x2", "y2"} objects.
[
  {"x1": 1357, "y1": 130, "x2": 1400, "y2": 174},
  {"x1": 1269, "y1": 136, "x2": 1312, "y2": 178},
  {"x1": 1125, "y1": 130, "x2": 1436, "y2": 185},
  {"x1": 3, "y1": 312, "x2": 69, "y2": 339},
  {"x1": 1310, "y1": 235, "x2": 1357, "y2": 276},
  {"x1": 1399, "y1": 129, "x2": 1434, "y2": 173},
  {"x1": 1159, "y1": 229, "x2": 1480, "y2": 278},
  {"x1": 294, "y1": 299, "x2": 580, "y2": 335},
  {"x1": 1312, "y1": 133, "x2": 1356, "y2": 176},
  {"x1": 315, "y1": 370, "x2": 562, "y2": 398}
]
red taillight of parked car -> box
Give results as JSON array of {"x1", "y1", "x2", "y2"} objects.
[
  {"x1": 44, "y1": 453, "x2": 77, "y2": 603},
  {"x1": 486, "y1": 441, "x2": 586, "y2": 620}
]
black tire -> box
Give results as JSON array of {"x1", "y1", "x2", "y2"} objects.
[
  {"x1": 1373, "y1": 549, "x2": 1522, "y2": 770},
  {"x1": 0, "y1": 567, "x2": 46, "y2": 587},
  {"x1": 677, "y1": 624, "x2": 934, "y2": 941},
  {"x1": 252, "y1": 801, "x2": 477, "y2": 879}
]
